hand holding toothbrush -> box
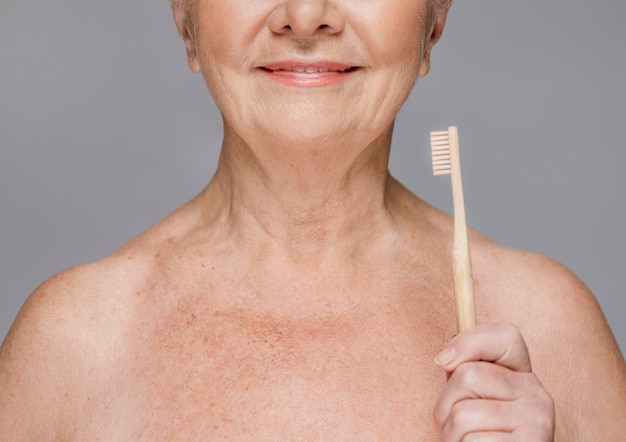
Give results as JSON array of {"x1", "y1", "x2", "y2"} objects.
[{"x1": 433, "y1": 322, "x2": 556, "y2": 441}]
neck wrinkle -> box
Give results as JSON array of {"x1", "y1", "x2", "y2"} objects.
[{"x1": 200, "y1": 127, "x2": 398, "y2": 258}]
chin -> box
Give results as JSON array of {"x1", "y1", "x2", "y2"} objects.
[{"x1": 250, "y1": 108, "x2": 361, "y2": 143}]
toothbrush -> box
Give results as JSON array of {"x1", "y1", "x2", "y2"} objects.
[{"x1": 430, "y1": 126, "x2": 477, "y2": 332}]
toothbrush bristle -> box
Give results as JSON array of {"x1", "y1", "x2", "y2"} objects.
[{"x1": 430, "y1": 130, "x2": 451, "y2": 176}]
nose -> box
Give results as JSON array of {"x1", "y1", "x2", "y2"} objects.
[{"x1": 268, "y1": 0, "x2": 345, "y2": 38}]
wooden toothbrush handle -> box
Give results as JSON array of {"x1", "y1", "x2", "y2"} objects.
[{"x1": 449, "y1": 126, "x2": 477, "y2": 332}]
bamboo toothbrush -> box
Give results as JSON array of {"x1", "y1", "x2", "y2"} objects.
[{"x1": 430, "y1": 126, "x2": 477, "y2": 332}]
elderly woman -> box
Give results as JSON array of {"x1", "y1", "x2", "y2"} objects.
[{"x1": 1, "y1": 0, "x2": 624, "y2": 440}]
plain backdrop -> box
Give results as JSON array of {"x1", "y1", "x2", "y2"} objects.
[{"x1": 1, "y1": 0, "x2": 625, "y2": 354}]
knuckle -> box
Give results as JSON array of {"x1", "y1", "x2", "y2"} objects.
[
  {"x1": 516, "y1": 379, "x2": 555, "y2": 436},
  {"x1": 433, "y1": 403, "x2": 447, "y2": 427},
  {"x1": 448, "y1": 399, "x2": 476, "y2": 430},
  {"x1": 537, "y1": 389, "x2": 555, "y2": 415},
  {"x1": 462, "y1": 434, "x2": 492, "y2": 442},
  {"x1": 524, "y1": 416, "x2": 555, "y2": 441},
  {"x1": 525, "y1": 375, "x2": 554, "y2": 410},
  {"x1": 454, "y1": 363, "x2": 482, "y2": 390},
  {"x1": 498, "y1": 321, "x2": 522, "y2": 342}
]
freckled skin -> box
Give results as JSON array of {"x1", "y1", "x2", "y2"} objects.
[{"x1": 2, "y1": 178, "x2": 624, "y2": 440}]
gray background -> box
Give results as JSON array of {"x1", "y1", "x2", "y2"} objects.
[{"x1": 1, "y1": 0, "x2": 625, "y2": 353}]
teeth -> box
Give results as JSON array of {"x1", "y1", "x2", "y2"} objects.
[
  {"x1": 285, "y1": 67, "x2": 342, "y2": 73},
  {"x1": 263, "y1": 66, "x2": 358, "y2": 73}
]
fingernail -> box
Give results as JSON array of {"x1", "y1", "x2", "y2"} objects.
[{"x1": 435, "y1": 347, "x2": 456, "y2": 366}]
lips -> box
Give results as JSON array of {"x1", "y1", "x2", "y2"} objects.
[
  {"x1": 261, "y1": 61, "x2": 360, "y2": 72},
  {"x1": 258, "y1": 62, "x2": 362, "y2": 87},
  {"x1": 261, "y1": 66, "x2": 360, "y2": 74}
]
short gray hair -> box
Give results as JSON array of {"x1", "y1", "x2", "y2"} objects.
[
  {"x1": 434, "y1": 0, "x2": 453, "y2": 11},
  {"x1": 169, "y1": 0, "x2": 452, "y2": 11}
]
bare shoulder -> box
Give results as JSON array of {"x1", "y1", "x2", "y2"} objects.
[
  {"x1": 472, "y1": 239, "x2": 626, "y2": 439},
  {"x1": 472, "y1": 239, "x2": 620, "y2": 346},
  {"x1": 0, "y1": 256, "x2": 144, "y2": 440},
  {"x1": 471, "y1": 240, "x2": 599, "y2": 321},
  {"x1": 0, "y1": 202, "x2": 203, "y2": 439}
]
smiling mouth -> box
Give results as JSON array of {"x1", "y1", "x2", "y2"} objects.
[
  {"x1": 259, "y1": 66, "x2": 360, "y2": 73},
  {"x1": 258, "y1": 63, "x2": 362, "y2": 87}
]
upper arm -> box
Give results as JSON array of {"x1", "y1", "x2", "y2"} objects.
[
  {"x1": 0, "y1": 280, "x2": 67, "y2": 440},
  {"x1": 504, "y1": 254, "x2": 626, "y2": 440},
  {"x1": 0, "y1": 266, "x2": 100, "y2": 440}
]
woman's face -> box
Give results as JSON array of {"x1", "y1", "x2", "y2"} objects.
[{"x1": 174, "y1": 0, "x2": 447, "y2": 150}]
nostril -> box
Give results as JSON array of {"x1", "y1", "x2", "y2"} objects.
[{"x1": 268, "y1": 2, "x2": 345, "y2": 37}]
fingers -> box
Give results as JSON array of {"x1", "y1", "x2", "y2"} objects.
[
  {"x1": 434, "y1": 361, "x2": 517, "y2": 425},
  {"x1": 433, "y1": 322, "x2": 555, "y2": 441},
  {"x1": 460, "y1": 432, "x2": 515, "y2": 442},
  {"x1": 439, "y1": 394, "x2": 554, "y2": 441},
  {"x1": 435, "y1": 322, "x2": 532, "y2": 373},
  {"x1": 440, "y1": 398, "x2": 515, "y2": 440},
  {"x1": 433, "y1": 361, "x2": 551, "y2": 428}
]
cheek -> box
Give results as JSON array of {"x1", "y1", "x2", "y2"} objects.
[
  {"x1": 193, "y1": 9, "x2": 237, "y2": 68},
  {"x1": 192, "y1": 1, "x2": 258, "y2": 72},
  {"x1": 191, "y1": 4, "x2": 252, "y2": 105},
  {"x1": 359, "y1": 2, "x2": 430, "y2": 68}
]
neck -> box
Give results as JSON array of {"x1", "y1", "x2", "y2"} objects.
[{"x1": 197, "y1": 124, "x2": 398, "y2": 258}]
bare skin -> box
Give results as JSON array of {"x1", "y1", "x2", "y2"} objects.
[
  {"x1": 1, "y1": 172, "x2": 625, "y2": 440},
  {"x1": 1, "y1": 0, "x2": 625, "y2": 440}
]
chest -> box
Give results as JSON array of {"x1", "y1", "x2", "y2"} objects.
[{"x1": 99, "y1": 298, "x2": 452, "y2": 440}]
